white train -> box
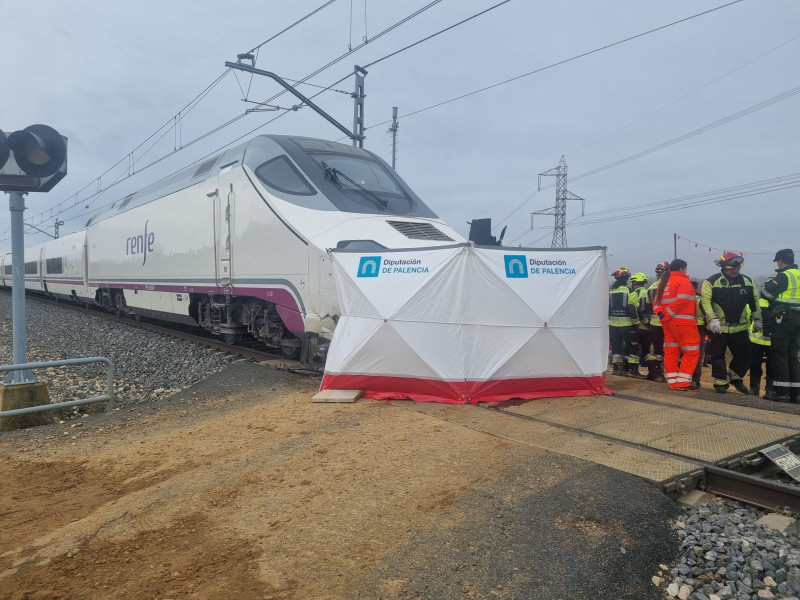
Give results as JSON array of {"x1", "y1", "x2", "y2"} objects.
[{"x1": 1, "y1": 135, "x2": 464, "y2": 363}]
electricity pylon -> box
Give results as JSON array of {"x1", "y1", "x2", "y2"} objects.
[{"x1": 531, "y1": 156, "x2": 585, "y2": 248}]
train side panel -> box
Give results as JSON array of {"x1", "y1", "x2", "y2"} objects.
[
  {"x1": 23, "y1": 244, "x2": 45, "y2": 294},
  {"x1": 41, "y1": 231, "x2": 88, "y2": 300},
  {"x1": 87, "y1": 178, "x2": 217, "y2": 322},
  {"x1": 223, "y1": 166, "x2": 310, "y2": 335}
]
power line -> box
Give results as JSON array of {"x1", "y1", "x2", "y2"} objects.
[
  {"x1": 571, "y1": 85, "x2": 800, "y2": 182},
  {"x1": 362, "y1": 0, "x2": 512, "y2": 70},
  {"x1": 7, "y1": 1, "x2": 450, "y2": 241},
  {"x1": 16, "y1": 1, "x2": 342, "y2": 234},
  {"x1": 363, "y1": 0, "x2": 746, "y2": 130},
  {"x1": 534, "y1": 175, "x2": 800, "y2": 229},
  {"x1": 505, "y1": 172, "x2": 798, "y2": 247},
  {"x1": 496, "y1": 84, "x2": 800, "y2": 232},
  {"x1": 563, "y1": 32, "x2": 800, "y2": 158}
]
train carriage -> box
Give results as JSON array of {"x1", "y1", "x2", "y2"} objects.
[{"x1": 7, "y1": 134, "x2": 463, "y2": 364}]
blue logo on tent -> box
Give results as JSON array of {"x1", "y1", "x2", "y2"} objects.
[
  {"x1": 357, "y1": 256, "x2": 381, "y2": 277},
  {"x1": 504, "y1": 255, "x2": 528, "y2": 278}
]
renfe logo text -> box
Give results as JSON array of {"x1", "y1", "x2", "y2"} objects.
[{"x1": 127, "y1": 221, "x2": 155, "y2": 266}]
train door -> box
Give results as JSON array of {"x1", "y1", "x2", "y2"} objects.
[
  {"x1": 38, "y1": 247, "x2": 45, "y2": 291},
  {"x1": 82, "y1": 238, "x2": 89, "y2": 291},
  {"x1": 213, "y1": 178, "x2": 234, "y2": 287}
]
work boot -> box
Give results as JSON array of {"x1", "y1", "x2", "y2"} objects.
[
  {"x1": 657, "y1": 364, "x2": 667, "y2": 383},
  {"x1": 626, "y1": 364, "x2": 646, "y2": 379},
  {"x1": 612, "y1": 363, "x2": 624, "y2": 376},
  {"x1": 645, "y1": 360, "x2": 658, "y2": 381},
  {"x1": 765, "y1": 390, "x2": 791, "y2": 403},
  {"x1": 675, "y1": 383, "x2": 700, "y2": 392},
  {"x1": 730, "y1": 379, "x2": 750, "y2": 395},
  {"x1": 714, "y1": 384, "x2": 729, "y2": 394},
  {"x1": 749, "y1": 385, "x2": 760, "y2": 397}
]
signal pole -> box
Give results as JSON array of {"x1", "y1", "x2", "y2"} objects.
[
  {"x1": 531, "y1": 156, "x2": 585, "y2": 248},
  {"x1": 388, "y1": 107, "x2": 399, "y2": 170}
]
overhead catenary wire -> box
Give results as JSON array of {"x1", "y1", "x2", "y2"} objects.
[
  {"x1": 16, "y1": 0, "x2": 741, "y2": 232},
  {"x1": 362, "y1": 0, "x2": 746, "y2": 131},
  {"x1": 15, "y1": 0, "x2": 342, "y2": 235},
  {"x1": 8, "y1": 1, "x2": 451, "y2": 240}
]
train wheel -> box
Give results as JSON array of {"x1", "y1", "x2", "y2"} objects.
[
  {"x1": 280, "y1": 341, "x2": 301, "y2": 360},
  {"x1": 223, "y1": 333, "x2": 242, "y2": 345}
]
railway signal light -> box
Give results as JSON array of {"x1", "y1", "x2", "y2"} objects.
[{"x1": 0, "y1": 124, "x2": 68, "y2": 193}]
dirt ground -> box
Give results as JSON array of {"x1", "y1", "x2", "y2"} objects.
[{"x1": 0, "y1": 363, "x2": 678, "y2": 600}]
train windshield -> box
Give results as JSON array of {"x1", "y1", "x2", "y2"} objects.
[
  {"x1": 309, "y1": 152, "x2": 411, "y2": 212},
  {"x1": 255, "y1": 135, "x2": 439, "y2": 218}
]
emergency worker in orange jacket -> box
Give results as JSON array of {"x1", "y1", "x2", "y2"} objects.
[{"x1": 653, "y1": 259, "x2": 701, "y2": 391}]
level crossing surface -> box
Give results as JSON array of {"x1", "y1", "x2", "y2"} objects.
[{"x1": 402, "y1": 377, "x2": 800, "y2": 491}]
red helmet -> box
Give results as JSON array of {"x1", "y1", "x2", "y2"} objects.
[
  {"x1": 715, "y1": 251, "x2": 744, "y2": 268},
  {"x1": 655, "y1": 261, "x2": 669, "y2": 274},
  {"x1": 612, "y1": 267, "x2": 631, "y2": 279}
]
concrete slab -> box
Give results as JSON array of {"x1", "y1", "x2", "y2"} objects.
[
  {"x1": 756, "y1": 513, "x2": 798, "y2": 534},
  {"x1": 312, "y1": 389, "x2": 362, "y2": 403},
  {"x1": 0, "y1": 382, "x2": 53, "y2": 431},
  {"x1": 676, "y1": 490, "x2": 712, "y2": 507}
]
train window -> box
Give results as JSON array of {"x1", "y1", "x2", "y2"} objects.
[
  {"x1": 255, "y1": 156, "x2": 316, "y2": 196},
  {"x1": 315, "y1": 155, "x2": 403, "y2": 197},
  {"x1": 336, "y1": 240, "x2": 387, "y2": 251},
  {"x1": 119, "y1": 194, "x2": 134, "y2": 210},
  {"x1": 3, "y1": 265, "x2": 11, "y2": 276},
  {"x1": 24, "y1": 261, "x2": 37, "y2": 275},
  {"x1": 46, "y1": 257, "x2": 64, "y2": 274}
]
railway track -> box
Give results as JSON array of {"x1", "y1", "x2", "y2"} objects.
[
  {"x1": 489, "y1": 398, "x2": 800, "y2": 512},
  {"x1": 15, "y1": 292, "x2": 321, "y2": 375},
  {"x1": 8, "y1": 290, "x2": 800, "y2": 511}
]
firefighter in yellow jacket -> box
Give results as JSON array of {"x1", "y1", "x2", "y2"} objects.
[
  {"x1": 608, "y1": 267, "x2": 644, "y2": 377},
  {"x1": 748, "y1": 298, "x2": 771, "y2": 397},
  {"x1": 700, "y1": 251, "x2": 761, "y2": 394}
]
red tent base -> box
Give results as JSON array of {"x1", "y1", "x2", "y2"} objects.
[{"x1": 320, "y1": 374, "x2": 612, "y2": 405}]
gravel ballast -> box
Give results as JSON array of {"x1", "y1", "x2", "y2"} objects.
[
  {"x1": 0, "y1": 292, "x2": 236, "y2": 417},
  {"x1": 660, "y1": 497, "x2": 800, "y2": 600}
]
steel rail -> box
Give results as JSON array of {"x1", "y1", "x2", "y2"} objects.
[{"x1": 703, "y1": 465, "x2": 800, "y2": 513}]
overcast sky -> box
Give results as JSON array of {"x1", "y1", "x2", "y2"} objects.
[{"x1": 2, "y1": 0, "x2": 798, "y2": 283}]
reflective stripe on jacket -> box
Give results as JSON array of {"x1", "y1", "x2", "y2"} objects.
[
  {"x1": 644, "y1": 281, "x2": 662, "y2": 327},
  {"x1": 700, "y1": 272, "x2": 760, "y2": 333},
  {"x1": 654, "y1": 271, "x2": 697, "y2": 324},
  {"x1": 695, "y1": 297, "x2": 705, "y2": 326},
  {"x1": 763, "y1": 267, "x2": 800, "y2": 306},
  {"x1": 609, "y1": 284, "x2": 636, "y2": 327},
  {"x1": 748, "y1": 298, "x2": 771, "y2": 346}
]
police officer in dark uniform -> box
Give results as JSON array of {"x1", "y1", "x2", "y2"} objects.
[{"x1": 762, "y1": 249, "x2": 800, "y2": 402}]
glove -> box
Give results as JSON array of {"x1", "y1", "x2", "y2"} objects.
[
  {"x1": 708, "y1": 318, "x2": 722, "y2": 334},
  {"x1": 753, "y1": 319, "x2": 763, "y2": 334}
]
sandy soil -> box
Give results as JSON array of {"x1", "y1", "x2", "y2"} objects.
[{"x1": 1, "y1": 365, "x2": 552, "y2": 599}]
